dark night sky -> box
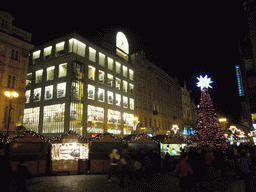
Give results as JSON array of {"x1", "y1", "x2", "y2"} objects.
[{"x1": 4, "y1": 1, "x2": 248, "y2": 123}]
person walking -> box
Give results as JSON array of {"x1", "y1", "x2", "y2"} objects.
[
  {"x1": 174, "y1": 153, "x2": 193, "y2": 192},
  {"x1": 107, "y1": 149, "x2": 120, "y2": 181}
]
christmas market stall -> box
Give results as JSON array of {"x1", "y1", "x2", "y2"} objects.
[
  {"x1": 51, "y1": 131, "x2": 89, "y2": 175},
  {"x1": 160, "y1": 136, "x2": 187, "y2": 159},
  {"x1": 89, "y1": 133, "x2": 123, "y2": 173},
  {"x1": 9, "y1": 131, "x2": 51, "y2": 176},
  {"x1": 126, "y1": 134, "x2": 159, "y2": 155}
]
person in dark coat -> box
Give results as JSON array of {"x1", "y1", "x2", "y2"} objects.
[{"x1": 16, "y1": 157, "x2": 30, "y2": 192}]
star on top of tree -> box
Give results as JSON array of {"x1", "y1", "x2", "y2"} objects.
[{"x1": 197, "y1": 75, "x2": 213, "y2": 90}]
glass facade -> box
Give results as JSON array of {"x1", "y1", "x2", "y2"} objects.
[
  {"x1": 23, "y1": 107, "x2": 40, "y2": 132},
  {"x1": 87, "y1": 105, "x2": 104, "y2": 133}
]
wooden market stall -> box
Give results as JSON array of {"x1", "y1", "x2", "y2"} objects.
[
  {"x1": 51, "y1": 131, "x2": 89, "y2": 175},
  {"x1": 9, "y1": 131, "x2": 51, "y2": 176},
  {"x1": 89, "y1": 133, "x2": 124, "y2": 173}
]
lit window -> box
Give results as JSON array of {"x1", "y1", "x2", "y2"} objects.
[
  {"x1": 69, "y1": 38, "x2": 86, "y2": 57},
  {"x1": 123, "y1": 81, "x2": 128, "y2": 93},
  {"x1": 33, "y1": 88, "x2": 41, "y2": 102},
  {"x1": 25, "y1": 90, "x2": 31, "y2": 103},
  {"x1": 33, "y1": 50, "x2": 41, "y2": 64},
  {"x1": 116, "y1": 62, "x2": 121, "y2": 74},
  {"x1": 89, "y1": 47, "x2": 96, "y2": 62},
  {"x1": 116, "y1": 94, "x2": 121, "y2": 106},
  {"x1": 123, "y1": 96, "x2": 128, "y2": 108},
  {"x1": 108, "y1": 57, "x2": 114, "y2": 70},
  {"x1": 107, "y1": 91, "x2": 113, "y2": 104},
  {"x1": 57, "y1": 82, "x2": 66, "y2": 98},
  {"x1": 87, "y1": 105, "x2": 104, "y2": 133},
  {"x1": 129, "y1": 69, "x2": 134, "y2": 80},
  {"x1": 35, "y1": 69, "x2": 43, "y2": 84},
  {"x1": 59, "y1": 63, "x2": 67, "y2": 78},
  {"x1": 88, "y1": 84, "x2": 95, "y2": 100},
  {"x1": 45, "y1": 85, "x2": 53, "y2": 100},
  {"x1": 107, "y1": 74, "x2": 113, "y2": 87},
  {"x1": 56, "y1": 41, "x2": 65, "y2": 57},
  {"x1": 44, "y1": 46, "x2": 52, "y2": 60},
  {"x1": 115, "y1": 78, "x2": 121, "y2": 90},
  {"x1": 43, "y1": 104, "x2": 65, "y2": 133},
  {"x1": 99, "y1": 70, "x2": 105, "y2": 84},
  {"x1": 98, "y1": 88, "x2": 105, "y2": 102},
  {"x1": 129, "y1": 84, "x2": 134, "y2": 94},
  {"x1": 123, "y1": 65, "x2": 128, "y2": 78},
  {"x1": 88, "y1": 65, "x2": 95, "y2": 80},
  {"x1": 99, "y1": 52, "x2": 105, "y2": 66},
  {"x1": 23, "y1": 107, "x2": 40, "y2": 132},
  {"x1": 47, "y1": 66, "x2": 55, "y2": 81},
  {"x1": 26, "y1": 73, "x2": 32, "y2": 86},
  {"x1": 130, "y1": 98, "x2": 134, "y2": 110}
]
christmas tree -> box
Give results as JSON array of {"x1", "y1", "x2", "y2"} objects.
[{"x1": 194, "y1": 75, "x2": 227, "y2": 149}]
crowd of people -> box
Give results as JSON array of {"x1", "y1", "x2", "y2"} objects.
[{"x1": 108, "y1": 143, "x2": 256, "y2": 192}]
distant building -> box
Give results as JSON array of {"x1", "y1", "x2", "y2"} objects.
[{"x1": 0, "y1": 11, "x2": 34, "y2": 136}]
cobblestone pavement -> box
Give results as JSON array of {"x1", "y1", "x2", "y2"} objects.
[{"x1": 8, "y1": 173, "x2": 256, "y2": 192}]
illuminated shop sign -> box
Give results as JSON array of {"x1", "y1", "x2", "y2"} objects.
[{"x1": 235, "y1": 65, "x2": 244, "y2": 96}]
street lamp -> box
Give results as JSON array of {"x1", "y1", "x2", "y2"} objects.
[
  {"x1": 172, "y1": 124, "x2": 179, "y2": 135},
  {"x1": 4, "y1": 91, "x2": 19, "y2": 137}
]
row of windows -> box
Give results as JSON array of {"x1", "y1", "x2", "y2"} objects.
[
  {"x1": 88, "y1": 66, "x2": 134, "y2": 94},
  {"x1": 32, "y1": 38, "x2": 134, "y2": 80},
  {"x1": 23, "y1": 104, "x2": 134, "y2": 134},
  {"x1": 26, "y1": 83, "x2": 134, "y2": 110},
  {"x1": 26, "y1": 63, "x2": 67, "y2": 86}
]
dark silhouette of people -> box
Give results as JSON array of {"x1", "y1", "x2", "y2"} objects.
[{"x1": 16, "y1": 157, "x2": 30, "y2": 192}]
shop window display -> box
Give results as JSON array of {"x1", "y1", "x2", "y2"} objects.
[
  {"x1": 25, "y1": 90, "x2": 31, "y2": 103},
  {"x1": 116, "y1": 62, "x2": 121, "y2": 74},
  {"x1": 87, "y1": 105, "x2": 104, "y2": 133},
  {"x1": 33, "y1": 88, "x2": 41, "y2": 102},
  {"x1": 23, "y1": 107, "x2": 40, "y2": 132},
  {"x1": 108, "y1": 57, "x2": 114, "y2": 70},
  {"x1": 35, "y1": 69, "x2": 43, "y2": 84},
  {"x1": 129, "y1": 69, "x2": 134, "y2": 80},
  {"x1": 59, "y1": 63, "x2": 67, "y2": 78},
  {"x1": 45, "y1": 85, "x2": 53, "y2": 100},
  {"x1": 123, "y1": 81, "x2": 128, "y2": 93},
  {"x1": 99, "y1": 70, "x2": 105, "y2": 84},
  {"x1": 70, "y1": 102, "x2": 83, "y2": 134},
  {"x1": 47, "y1": 66, "x2": 55, "y2": 81},
  {"x1": 129, "y1": 83, "x2": 134, "y2": 94},
  {"x1": 115, "y1": 78, "x2": 121, "y2": 90},
  {"x1": 88, "y1": 65, "x2": 95, "y2": 80},
  {"x1": 57, "y1": 83, "x2": 66, "y2": 98},
  {"x1": 98, "y1": 88, "x2": 105, "y2": 102},
  {"x1": 130, "y1": 98, "x2": 134, "y2": 110},
  {"x1": 123, "y1": 65, "x2": 128, "y2": 78},
  {"x1": 43, "y1": 103, "x2": 65, "y2": 133},
  {"x1": 123, "y1": 113, "x2": 134, "y2": 135},
  {"x1": 116, "y1": 94, "x2": 121, "y2": 106},
  {"x1": 99, "y1": 52, "x2": 105, "y2": 66},
  {"x1": 107, "y1": 74, "x2": 113, "y2": 87},
  {"x1": 88, "y1": 84, "x2": 95, "y2": 100},
  {"x1": 123, "y1": 96, "x2": 128, "y2": 108},
  {"x1": 107, "y1": 91, "x2": 113, "y2": 104},
  {"x1": 107, "y1": 110, "x2": 121, "y2": 134}
]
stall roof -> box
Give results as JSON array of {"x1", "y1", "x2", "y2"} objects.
[
  {"x1": 51, "y1": 131, "x2": 87, "y2": 143},
  {"x1": 11, "y1": 131, "x2": 49, "y2": 143},
  {"x1": 91, "y1": 133, "x2": 122, "y2": 143},
  {"x1": 162, "y1": 136, "x2": 186, "y2": 144},
  {"x1": 128, "y1": 135, "x2": 156, "y2": 143}
]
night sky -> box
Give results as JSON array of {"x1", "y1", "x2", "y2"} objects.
[{"x1": 4, "y1": 1, "x2": 248, "y2": 123}]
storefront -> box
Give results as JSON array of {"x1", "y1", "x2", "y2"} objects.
[
  {"x1": 51, "y1": 131, "x2": 89, "y2": 175},
  {"x1": 89, "y1": 133, "x2": 123, "y2": 173},
  {"x1": 9, "y1": 131, "x2": 51, "y2": 176},
  {"x1": 160, "y1": 136, "x2": 187, "y2": 159}
]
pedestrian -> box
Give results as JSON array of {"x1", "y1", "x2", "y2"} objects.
[
  {"x1": 107, "y1": 149, "x2": 120, "y2": 181},
  {"x1": 174, "y1": 153, "x2": 193, "y2": 192},
  {"x1": 238, "y1": 151, "x2": 252, "y2": 192},
  {"x1": 119, "y1": 148, "x2": 130, "y2": 188},
  {"x1": 16, "y1": 157, "x2": 30, "y2": 192}
]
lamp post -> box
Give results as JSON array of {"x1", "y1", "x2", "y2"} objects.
[{"x1": 4, "y1": 91, "x2": 19, "y2": 137}]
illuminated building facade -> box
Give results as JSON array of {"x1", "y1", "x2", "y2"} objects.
[
  {"x1": 131, "y1": 52, "x2": 183, "y2": 135},
  {"x1": 0, "y1": 12, "x2": 34, "y2": 135},
  {"x1": 24, "y1": 32, "x2": 135, "y2": 138}
]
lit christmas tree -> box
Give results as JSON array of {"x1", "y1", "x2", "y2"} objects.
[{"x1": 194, "y1": 75, "x2": 227, "y2": 149}]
